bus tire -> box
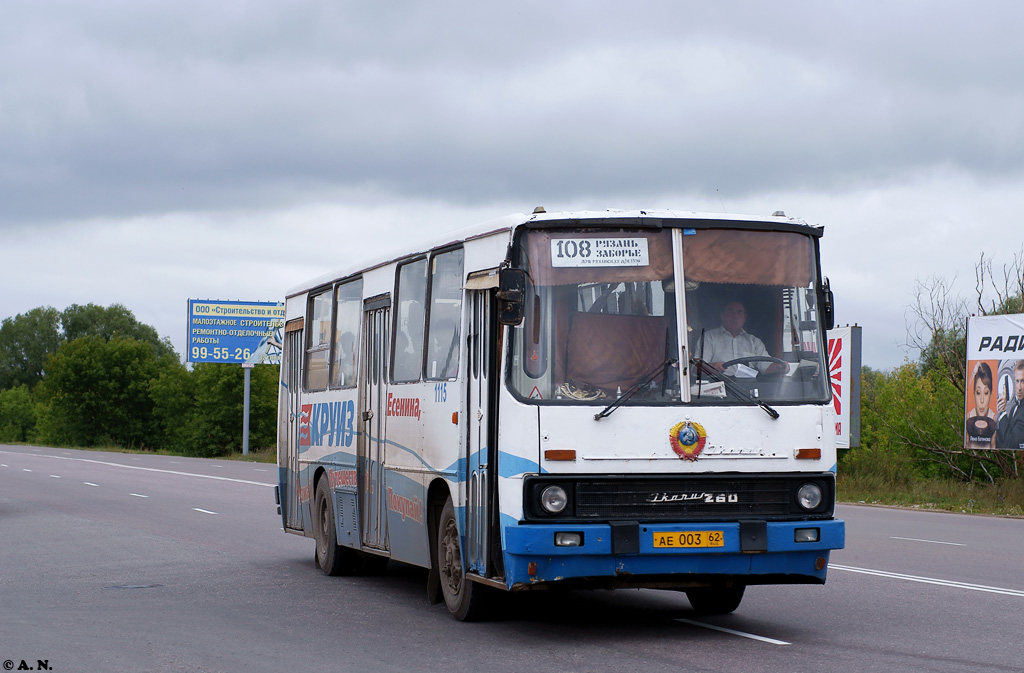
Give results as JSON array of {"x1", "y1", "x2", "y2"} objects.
[
  {"x1": 313, "y1": 479, "x2": 360, "y2": 576},
  {"x1": 685, "y1": 585, "x2": 745, "y2": 615},
  {"x1": 437, "y1": 498, "x2": 486, "y2": 621}
]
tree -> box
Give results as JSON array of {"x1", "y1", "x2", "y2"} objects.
[
  {"x1": 858, "y1": 363, "x2": 971, "y2": 480},
  {"x1": 149, "y1": 364, "x2": 196, "y2": 453},
  {"x1": 60, "y1": 303, "x2": 175, "y2": 359},
  {"x1": 0, "y1": 307, "x2": 61, "y2": 390},
  {"x1": 37, "y1": 336, "x2": 182, "y2": 448}
]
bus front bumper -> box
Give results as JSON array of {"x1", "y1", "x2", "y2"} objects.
[{"x1": 501, "y1": 519, "x2": 845, "y2": 589}]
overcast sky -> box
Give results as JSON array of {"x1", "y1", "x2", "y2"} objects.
[{"x1": 3, "y1": 1, "x2": 1024, "y2": 370}]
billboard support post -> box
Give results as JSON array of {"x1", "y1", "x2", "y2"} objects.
[{"x1": 242, "y1": 363, "x2": 253, "y2": 456}]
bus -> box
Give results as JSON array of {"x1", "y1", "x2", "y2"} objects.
[{"x1": 275, "y1": 208, "x2": 845, "y2": 620}]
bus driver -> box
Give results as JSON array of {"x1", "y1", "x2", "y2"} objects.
[{"x1": 699, "y1": 300, "x2": 785, "y2": 376}]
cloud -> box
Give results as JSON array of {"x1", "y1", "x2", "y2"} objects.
[{"x1": 3, "y1": 1, "x2": 1024, "y2": 371}]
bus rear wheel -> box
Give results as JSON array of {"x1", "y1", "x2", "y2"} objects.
[
  {"x1": 685, "y1": 585, "x2": 745, "y2": 615},
  {"x1": 313, "y1": 479, "x2": 361, "y2": 576},
  {"x1": 437, "y1": 498, "x2": 486, "y2": 621}
]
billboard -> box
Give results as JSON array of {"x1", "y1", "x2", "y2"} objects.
[
  {"x1": 827, "y1": 325, "x2": 861, "y2": 448},
  {"x1": 965, "y1": 314, "x2": 1024, "y2": 450},
  {"x1": 187, "y1": 300, "x2": 284, "y2": 364}
]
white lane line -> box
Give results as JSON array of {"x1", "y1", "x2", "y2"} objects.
[
  {"x1": 1, "y1": 463, "x2": 8, "y2": 467},
  {"x1": 49, "y1": 474, "x2": 62, "y2": 479},
  {"x1": 675, "y1": 618, "x2": 791, "y2": 645},
  {"x1": 22, "y1": 468, "x2": 32, "y2": 472},
  {"x1": 831, "y1": 564, "x2": 1024, "y2": 597},
  {"x1": 891, "y1": 536, "x2": 966, "y2": 546},
  {"x1": 129, "y1": 493, "x2": 149, "y2": 498},
  {"x1": 192, "y1": 508, "x2": 218, "y2": 515},
  {"x1": 84, "y1": 482, "x2": 99, "y2": 487},
  {"x1": 0, "y1": 449, "x2": 274, "y2": 487}
]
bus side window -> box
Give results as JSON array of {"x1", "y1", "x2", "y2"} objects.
[
  {"x1": 305, "y1": 290, "x2": 332, "y2": 391},
  {"x1": 392, "y1": 258, "x2": 428, "y2": 383},
  {"x1": 330, "y1": 278, "x2": 362, "y2": 389},
  {"x1": 425, "y1": 248, "x2": 464, "y2": 380}
]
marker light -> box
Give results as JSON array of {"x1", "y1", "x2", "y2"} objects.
[
  {"x1": 796, "y1": 483, "x2": 823, "y2": 511},
  {"x1": 540, "y1": 485, "x2": 568, "y2": 514}
]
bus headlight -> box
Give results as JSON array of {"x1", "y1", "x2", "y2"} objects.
[
  {"x1": 796, "y1": 482, "x2": 823, "y2": 511},
  {"x1": 540, "y1": 485, "x2": 568, "y2": 514}
]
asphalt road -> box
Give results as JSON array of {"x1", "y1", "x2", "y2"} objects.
[{"x1": 2, "y1": 444, "x2": 1022, "y2": 673}]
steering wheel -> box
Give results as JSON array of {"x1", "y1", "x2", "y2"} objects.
[{"x1": 721, "y1": 356, "x2": 788, "y2": 379}]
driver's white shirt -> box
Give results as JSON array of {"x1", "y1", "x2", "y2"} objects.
[{"x1": 698, "y1": 327, "x2": 770, "y2": 373}]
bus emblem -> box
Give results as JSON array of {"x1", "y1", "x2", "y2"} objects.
[{"x1": 669, "y1": 421, "x2": 706, "y2": 461}]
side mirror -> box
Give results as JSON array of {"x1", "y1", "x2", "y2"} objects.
[
  {"x1": 497, "y1": 268, "x2": 526, "y2": 325},
  {"x1": 821, "y1": 278, "x2": 835, "y2": 331}
]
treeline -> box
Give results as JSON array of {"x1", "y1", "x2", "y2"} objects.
[{"x1": 0, "y1": 304, "x2": 277, "y2": 457}]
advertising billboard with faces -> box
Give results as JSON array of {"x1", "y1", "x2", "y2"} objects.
[{"x1": 965, "y1": 314, "x2": 1024, "y2": 450}]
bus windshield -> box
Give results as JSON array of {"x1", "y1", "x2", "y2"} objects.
[{"x1": 507, "y1": 225, "x2": 830, "y2": 406}]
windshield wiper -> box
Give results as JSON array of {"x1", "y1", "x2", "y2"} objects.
[
  {"x1": 594, "y1": 358, "x2": 677, "y2": 421},
  {"x1": 691, "y1": 357, "x2": 780, "y2": 420}
]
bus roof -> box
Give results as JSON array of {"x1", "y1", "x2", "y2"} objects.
[{"x1": 286, "y1": 208, "x2": 821, "y2": 298}]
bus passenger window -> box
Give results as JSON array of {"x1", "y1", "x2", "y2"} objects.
[
  {"x1": 392, "y1": 258, "x2": 428, "y2": 383},
  {"x1": 426, "y1": 248, "x2": 464, "y2": 380},
  {"x1": 330, "y1": 279, "x2": 362, "y2": 389},
  {"x1": 305, "y1": 290, "x2": 332, "y2": 391}
]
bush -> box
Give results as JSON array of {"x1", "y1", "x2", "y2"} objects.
[
  {"x1": 0, "y1": 385, "x2": 36, "y2": 442},
  {"x1": 173, "y1": 363, "x2": 280, "y2": 457}
]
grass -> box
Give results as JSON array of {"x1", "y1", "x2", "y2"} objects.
[
  {"x1": 0, "y1": 440, "x2": 278, "y2": 464},
  {"x1": 837, "y1": 472, "x2": 1024, "y2": 517}
]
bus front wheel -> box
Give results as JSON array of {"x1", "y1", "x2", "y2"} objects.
[
  {"x1": 436, "y1": 498, "x2": 486, "y2": 621},
  {"x1": 313, "y1": 479, "x2": 360, "y2": 576},
  {"x1": 685, "y1": 585, "x2": 745, "y2": 615}
]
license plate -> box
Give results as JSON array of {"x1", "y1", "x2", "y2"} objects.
[{"x1": 653, "y1": 530, "x2": 725, "y2": 548}]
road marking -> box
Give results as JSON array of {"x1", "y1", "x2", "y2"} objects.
[
  {"x1": 891, "y1": 536, "x2": 965, "y2": 546},
  {"x1": 23, "y1": 468, "x2": 32, "y2": 472},
  {"x1": 1, "y1": 463, "x2": 8, "y2": 467},
  {"x1": 0, "y1": 449, "x2": 274, "y2": 487},
  {"x1": 84, "y1": 482, "x2": 99, "y2": 487},
  {"x1": 831, "y1": 564, "x2": 1024, "y2": 597},
  {"x1": 675, "y1": 618, "x2": 790, "y2": 645},
  {"x1": 49, "y1": 474, "x2": 61, "y2": 478},
  {"x1": 192, "y1": 508, "x2": 218, "y2": 515},
  {"x1": 129, "y1": 493, "x2": 149, "y2": 498}
]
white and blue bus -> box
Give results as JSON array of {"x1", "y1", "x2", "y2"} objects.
[{"x1": 276, "y1": 208, "x2": 845, "y2": 620}]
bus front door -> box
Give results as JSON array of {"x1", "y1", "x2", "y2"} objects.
[
  {"x1": 360, "y1": 302, "x2": 391, "y2": 552},
  {"x1": 466, "y1": 290, "x2": 498, "y2": 576},
  {"x1": 280, "y1": 324, "x2": 304, "y2": 532}
]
